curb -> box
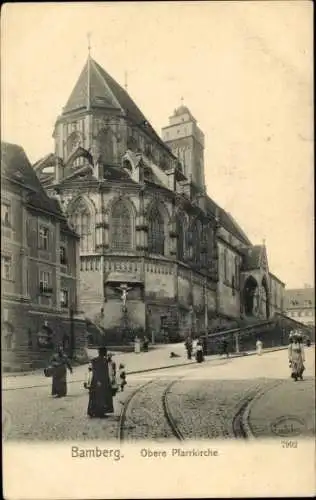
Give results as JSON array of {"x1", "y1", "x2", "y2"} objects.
[{"x1": 2, "y1": 345, "x2": 289, "y2": 392}]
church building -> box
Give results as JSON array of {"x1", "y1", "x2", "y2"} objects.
[{"x1": 34, "y1": 53, "x2": 285, "y2": 341}]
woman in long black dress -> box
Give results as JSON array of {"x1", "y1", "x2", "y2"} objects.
[
  {"x1": 87, "y1": 347, "x2": 114, "y2": 418},
  {"x1": 50, "y1": 345, "x2": 72, "y2": 398}
]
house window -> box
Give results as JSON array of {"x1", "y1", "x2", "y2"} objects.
[
  {"x1": 60, "y1": 246, "x2": 67, "y2": 265},
  {"x1": 39, "y1": 271, "x2": 51, "y2": 293},
  {"x1": 1, "y1": 203, "x2": 11, "y2": 227},
  {"x1": 60, "y1": 289, "x2": 69, "y2": 308},
  {"x1": 2, "y1": 255, "x2": 12, "y2": 280},
  {"x1": 234, "y1": 257, "x2": 239, "y2": 288},
  {"x1": 110, "y1": 200, "x2": 132, "y2": 251},
  {"x1": 39, "y1": 226, "x2": 49, "y2": 250}
]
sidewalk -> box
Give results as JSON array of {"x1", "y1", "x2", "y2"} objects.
[{"x1": 2, "y1": 344, "x2": 289, "y2": 391}]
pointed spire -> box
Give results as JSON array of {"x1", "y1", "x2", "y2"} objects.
[{"x1": 87, "y1": 32, "x2": 92, "y2": 110}]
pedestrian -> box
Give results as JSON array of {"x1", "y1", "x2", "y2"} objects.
[
  {"x1": 195, "y1": 339, "x2": 204, "y2": 363},
  {"x1": 222, "y1": 338, "x2": 229, "y2": 358},
  {"x1": 143, "y1": 335, "x2": 149, "y2": 352},
  {"x1": 48, "y1": 345, "x2": 72, "y2": 398},
  {"x1": 134, "y1": 335, "x2": 141, "y2": 354},
  {"x1": 119, "y1": 363, "x2": 127, "y2": 392},
  {"x1": 107, "y1": 353, "x2": 119, "y2": 396},
  {"x1": 184, "y1": 336, "x2": 193, "y2": 360},
  {"x1": 288, "y1": 332, "x2": 305, "y2": 382},
  {"x1": 86, "y1": 346, "x2": 114, "y2": 418},
  {"x1": 256, "y1": 339, "x2": 263, "y2": 356},
  {"x1": 192, "y1": 337, "x2": 198, "y2": 357}
]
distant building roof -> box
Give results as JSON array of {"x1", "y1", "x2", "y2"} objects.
[{"x1": 284, "y1": 287, "x2": 315, "y2": 309}]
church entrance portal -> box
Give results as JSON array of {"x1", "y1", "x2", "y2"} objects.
[{"x1": 243, "y1": 276, "x2": 259, "y2": 316}]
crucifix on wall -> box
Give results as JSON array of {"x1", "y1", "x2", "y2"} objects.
[{"x1": 116, "y1": 283, "x2": 133, "y2": 309}]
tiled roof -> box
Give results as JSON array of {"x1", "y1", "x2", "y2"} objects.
[
  {"x1": 205, "y1": 196, "x2": 252, "y2": 245},
  {"x1": 1, "y1": 142, "x2": 76, "y2": 236},
  {"x1": 62, "y1": 57, "x2": 175, "y2": 157},
  {"x1": 284, "y1": 288, "x2": 315, "y2": 309}
]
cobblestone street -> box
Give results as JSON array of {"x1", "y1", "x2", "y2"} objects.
[{"x1": 3, "y1": 347, "x2": 315, "y2": 442}]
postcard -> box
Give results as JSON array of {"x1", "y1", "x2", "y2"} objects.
[{"x1": 1, "y1": 2, "x2": 314, "y2": 498}]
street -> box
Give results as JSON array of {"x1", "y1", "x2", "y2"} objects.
[{"x1": 3, "y1": 346, "x2": 315, "y2": 442}]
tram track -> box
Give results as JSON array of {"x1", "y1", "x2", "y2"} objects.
[
  {"x1": 118, "y1": 359, "x2": 233, "y2": 442},
  {"x1": 232, "y1": 380, "x2": 286, "y2": 439}
]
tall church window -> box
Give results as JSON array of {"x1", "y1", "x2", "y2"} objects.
[
  {"x1": 67, "y1": 131, "x2": 82, "y2": 157},
  {"x1": 235, "y1": 256, "x2": 239, "y2": 289},
  {"x1": 223, "y1": 249, "x2": 228, "y2": 282},
  {"x1": 148, "y1": 206, "x2": 165, "y2": 255},
  {"x1": 110, "y1": 200, "x2": 132, "y2": 251},
  {"x1": 69, "y1": 198, "x2": 93, "y2": 253},
  {"x1": 192, "y1": 220, "x2": 201, "y2": 263},
  {"x1": 177, "y1": 215, "x2": 185, "y2": 261}
]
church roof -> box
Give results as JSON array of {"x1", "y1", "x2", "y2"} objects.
[
  {"x1": 62, "y1": 57, "x2": 175, "y2": 158},
  {"x1": 205, "y1": 196, "x2": 251, "y2": 245},
  {"x1": 173, "y1": 105, "x2": 195, "y2": 120},
  {"x1": 1, "y1": 142, "x2": 77, "y2": 235}
]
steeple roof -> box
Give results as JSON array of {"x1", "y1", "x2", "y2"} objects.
[
  {"x1": 62, "y1": 57, "x2": 174, "y2": 155},
  {"x1": 63, "y1": 57, "x2": 122, "y2": 113}
]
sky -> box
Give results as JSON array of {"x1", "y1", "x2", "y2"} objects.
[{"x1": 1, "y1": 1, "x2": 313, "y2": 289}]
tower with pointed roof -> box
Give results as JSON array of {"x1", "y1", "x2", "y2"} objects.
[{"x1": 161, "y1": 104, "x2": 205, "y2": 192}]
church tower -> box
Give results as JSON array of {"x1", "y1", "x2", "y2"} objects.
[{"x1": 162, "y1": 104, "x2": 205, "y2": 192}]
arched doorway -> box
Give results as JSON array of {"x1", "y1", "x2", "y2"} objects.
[{"x1": 243, "y1": 276, "x2": 259, "y2": 316}]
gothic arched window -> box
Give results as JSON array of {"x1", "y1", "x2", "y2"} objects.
[
  {"x1": 110, "y1": 200, "x2": 132, "y2": 251},
  {"x1": 67, "y1": 131, "x2": 82, "y2": 157},
  {"x1": 234, "y1": 256, "x2": 239, "y2": 289},
  {"x1": 223, "y1": 249, "x2": 228, "y2": 281},
  {"x1": 69, "y1": 198, "x2": 93, "y2": 253},
  {"x1": 148, "y1": 206, "x2": 165, "y2": 255},
  {"x1": 192, "y1": 220, "x2": 201, "y2": 263},
  {"x1": 177, "y1": 215, "x2": 186, "y2": 261}
]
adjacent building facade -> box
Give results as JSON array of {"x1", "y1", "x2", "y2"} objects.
[
  {"x1": 33, "y1": 54, "x2": 285, "y2": 341},
  {"x1": 284, "y1": 285, "x2": 315, "y2": 333},
  {"x1": 1, "y1": 142, "x2": 87, "y2": 371}
]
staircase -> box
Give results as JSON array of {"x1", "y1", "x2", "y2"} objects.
[{"x1": 205, "y1": 314, "x2": 313, "y2": 355}]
